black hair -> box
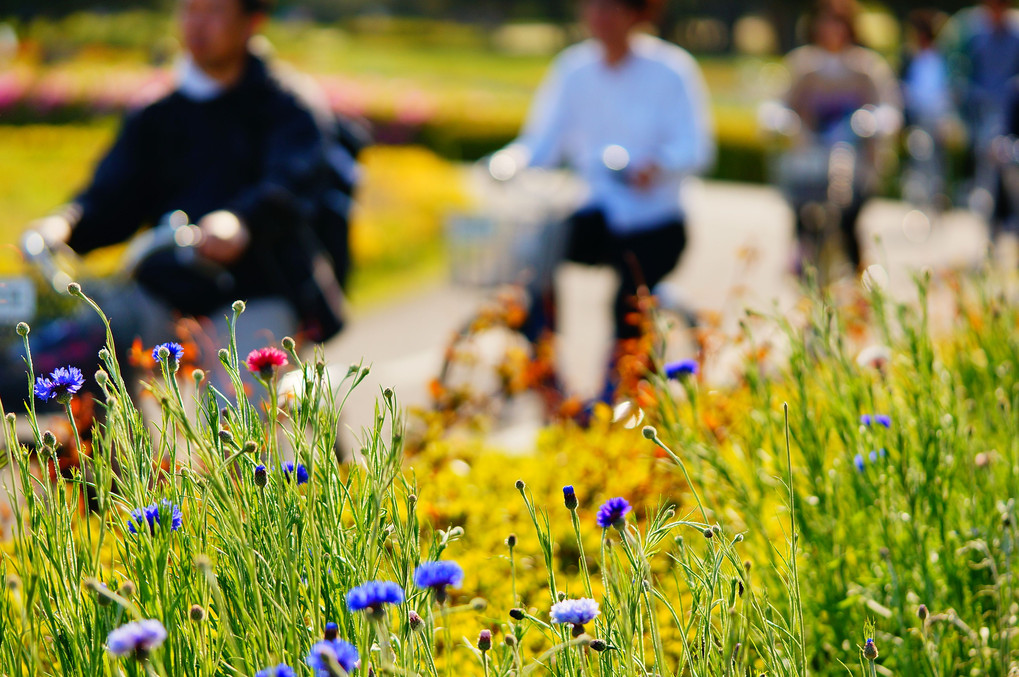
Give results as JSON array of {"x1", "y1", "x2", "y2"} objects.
[{"x1": 240, "y1": 0, "x2": 272, "y2": 14}]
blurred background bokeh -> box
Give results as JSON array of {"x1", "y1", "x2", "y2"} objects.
[{"x1": 0, "y1": 1, "x2": 976, "y2": 302}]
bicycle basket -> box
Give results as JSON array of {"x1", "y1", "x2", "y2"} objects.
[{"x1": 445, "y1": 167, "x2": 584, "y2": 288}]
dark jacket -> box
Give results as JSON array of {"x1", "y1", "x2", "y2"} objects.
[{"x1": 66, "y1": 53, "x2": 350, "y2": 341}]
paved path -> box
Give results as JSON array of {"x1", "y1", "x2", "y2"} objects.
[{"x1": 323, "y1": 179, "x2": 987, "y2": 452}]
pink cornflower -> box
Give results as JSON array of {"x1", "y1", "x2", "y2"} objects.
[{"x1": 245, "y1": 347, "x2": 288, "y2": 378}]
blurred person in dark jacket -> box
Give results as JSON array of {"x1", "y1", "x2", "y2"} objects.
[{"x1": 17, "y1": 0, "x2": 358, "y2": 401}]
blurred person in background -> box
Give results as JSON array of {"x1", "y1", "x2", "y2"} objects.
[
  {"x1": 490, "y1": 0, "x2": 714, "y2": 405},
  {"x1": 900, "y1": 9, "x2": 955, "y2": 212},
  {"x1": 12, "y1": 0, "x2": 359, "y2": 403},
  {"x1": 944, "y1": 0, "x2": 1019, "y2": 230},
  {"x1": 781, "y1": 0, "x2": 901, "y2": 274}
]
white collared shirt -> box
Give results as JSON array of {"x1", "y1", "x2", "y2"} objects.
[
  {"x1": 175, "y1": 55, "x2": 226, "y2": 102},
  {"x1": 511, "y1": 34, "x2": 715, "y2": 234}
]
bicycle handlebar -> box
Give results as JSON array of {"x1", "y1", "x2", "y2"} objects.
[{"x1": 20, "y1": 210, "x2": 203, "y2": 295}]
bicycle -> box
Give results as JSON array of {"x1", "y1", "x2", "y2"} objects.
[
  {"x1": 760, "y1": 101, "x2": 895, "y2": 286},
  {"x1": 425, "y1": 156, "x2": 700, "y2": 433}
]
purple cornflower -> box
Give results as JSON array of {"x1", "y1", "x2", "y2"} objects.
[
  {"x1": 34, "y1": 366, "x2": 84, "y2": 403},
  {"x1": 307, "y1": 639, "x2": 360, "y2": 676},
  {"x1": 106, "y1": 619, "x2": 167, "y2": 658},
  {"x1": 346, "y1": 581, "x2": 404, "y2": 613},
  {"x1": 596, "y1": 497, "x2": 631, "y2": 529},
  {"x1": 664, "y1": 359, "x2": 698, "y2": 379},
  {"x1": 550, "y1": 598, "x2": 600, "y2": 637},
  {"x1": 854, "y1": 454, "x2": 865, "y2": 472},
  {"x1": 860, "y1": 414, "x2": 872, "y2": 426},
  {"x1": 152, "y1": 342, "x2": 184, "y2": 365},
  {"x1": 255, "y1": 666, "x2": 297, "y2": 677},
  {"x1": 127, "y1": 499, "x2": 183, "y2": 535},
  {"x1": 414, "y1": 561, "x2": 464, "y2": 602},
  {"x1": 281, "y1": 461, "x2": 309, "y2": 485}
]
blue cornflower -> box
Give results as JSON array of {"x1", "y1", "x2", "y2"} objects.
[
  {"x1": 34, "y1": 366, "x2": 85, "y2": 403},
  {"x1": 854, "y1": 454, "x2": 865, "y2": 472},
  {"x1": 254, "y1": 464, "x2": 268, "y2": 488},
  {"x1": 152, "y1": 342, "x2": 184, "y2": 365},
  {"x1": 596, "y1": 496, "x2": 631, "y2": 529},
  {"x1": 127, "y1": 499, "x2": 183, "y2": 535},
  {"x1": 307, "y1": 638, "x2": 360, "y2": 676},
  {"x1": 550, "y1": 598, "x2": 600, "y2": 636},
  {"x1": 346, "y1": 581, "x2": 404, "y2": 613},
  {"x1": 563, "y1": 485, "x2": 578, "y2": 510},
  {"x1": 281, "y1": 461, "x2": 309, "y2": 485},
  {"x1": 861, "y1": 414, "x2": 891, "y2": 428},
  {"x1": 414, "y1": 561, "x2": 464, "y2": 602},
  {"x1": 106, "y1": 619, "x2": 167, "y2": 658},
  {"x1": 869, "y1": 450, "x2": 878, "y2": 463},
  {"x1": 664, "y1": 359, "x2": 698, "y2": 379},
  {"x1": 255, "y1": 666, "x2": 297, "y2": 677}
]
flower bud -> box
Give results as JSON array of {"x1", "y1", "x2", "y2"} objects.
[
  {"x1": 477, "y1": 629, "x2": 492, "y2": 652},
  {"x1": 863, "y1": 638, "x2": 878, "y2": 660},
  {"x1": 509, "y1": 608, "x2": 525, "y2": 621},
  {"x1": 192, "y1": 369, "x2": 205, "y2": 385},
  {"x1": 918, "y1": 604, "x2": 929, "y2": 622},
  {"x1": 408, "y1": 611, "x2": 424, "y2": 632},
  {"x1": 5, "y1": 574, "x2": 21, "y2": 590},
  {"x1": 217, "y1": 348, "x2": 230, "y2": 365},
  {"x1": 242, "y1": 441, "x2": 258, "y2": 455},
  {"x1": 15, "y1": 322, "x2": 29, "y2": 337},
  {"x1": 232, "y1": 300, "x2": 246, "y2": 314},
  {"x1": 119, "y1": 579, "x2": 136, "y2": 598},
  {"x1": 703, "y1": 528, "x2": 714, "y2": 539},
  {"x1": 641, "y1": 425, "x2": 656, "y2": 440},
  {"x1": 504, "y1": 634, "x2": 517, "y2": 647},
  {"x1": 189, "y1": 604, "x2": 206, "y2": 622},
  {"x1": 514, "y1": 479, "x2": 525, "y2": 490},
  {"x1": 563, "y1": 485, "x2": 578, "y2": 511},
  {"x1": 281, "y1": 336, "x2": 296, "y2": 352},
  {"x1": 218, "y1": 429, "x2": 234, "y2": 445},
  {"x1": 557, "y1": 591, "x2": 567, "y2": 602},
  {"x1": 98, "y1": 348, "x2": 111, "y2": 362},
  {"x1": 470, "y1": 597, "x2": 487, "y2": 611},
  {"x1": 254, "y1": 465, "x2": 268, "y2": 488},
  {"x1": 95, "y1": 369, "x2": 109, "y2": 387},
  {"x1": 67, "y1": 282, "x2": 82, "y2": 296},
  {"x1": 589, "y1": 639, "x2": 607, "y2": 652},
  {"x1": 325, "y1": 622, "x2": 339, "y2": 639},
  {"x1": 42, "y1": 430, "x2": 57, "y2": 448},
  {"x1": 506, "y1": 533, "x2": 517, "y2": 548}
]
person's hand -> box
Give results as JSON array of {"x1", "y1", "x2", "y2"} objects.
[
  {"x1": 196, "y1": 210, "x2": 250, "y2": 265},
  {"x1": 630, "y1": 162, "x2": 661, "y2": 191},
  {"x1": 28, "y1": 215, "x2": 71, "y2": 247}
]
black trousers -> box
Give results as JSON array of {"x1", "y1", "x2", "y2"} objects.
[{"x1": 526, "y1": 208, "x2": 687, "y2": 341}]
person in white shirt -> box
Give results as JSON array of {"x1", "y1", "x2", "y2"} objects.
[{"x1": 492, "y1": 0, "x2": 714, "y2": 403}]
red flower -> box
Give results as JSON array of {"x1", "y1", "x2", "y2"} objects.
[{"x1": 245, "y1": 347, "x2": 288, "y2": 377}]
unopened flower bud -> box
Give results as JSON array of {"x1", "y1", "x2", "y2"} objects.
[
  {"x1": 67, "y1": 282, "x2": 82, "y2": 296},
  {"x1": 477, "y1": 629, "x2": 492, "y2": 652},
  {"x1": 325, "y1": 622, "x2": 339, "y2": 639},
  {"x1": 563, "y1": 485, "x2": 578, "y2": 511},
  {"x1": 408, "y1": 611, "x2": 424, "y2": 632},
  {"x1": 863, "y1": 638, "x2": 878, "y2": 660},
  {"x1": 119, "y1": 580, "x2": 136, "y2": 598},
  {"x1": 6, "y1": 574, "x2": 21, "y2": 590},
  {"x1": 509, "y1": 608, "x2": 525, "y2": 621},
  {"x1": 218, "y1": 429, "x2": 234, "y2": 445},
  {"x1": 42, "y1": 430, "x2": 56, "y2": 448},
  {"x1": 589, "y1": 639, "x2": 607, "y2": 652},
  {"x1": 703, "y1": 528, "x2": 714, "y2": 539},
  {"x1": 506, "y1": 533, "x2": 517, "y2": 548},
  {"x1": 242, "y1": 441, "x2": 258, "y2": 455},
  {"x1": 15, "y1": 322, "x2": 29, "y2": 337},
  {"x1": 254, "y1": 465, "x2": 267, "y2": 488},
  {"x1": 917, "y1": 604, "x2": 928, "y2": 622},
  {"x1": 98, "y1": 348, "x2": 110, "y2": 362},
  {"x1": 642, "y1": 425, "x2": 656, "y2": 440},
  {"x1": 514, "y1": 479, "x2": 525, "y2": 490},
  {"x1": 192, "y1": 369, "x2": 205, "y2": 385},
  {"x1": 281, "y1": 336, "x2": 296, "y2": 352},
  {"x1": 189, "y1": 604, "x2": 206, "y2": 622},
  {"x1": 383, "y1": 387, "x2": 393, "y2": 401},
  {"x1": 217, "y1": 348, "x2": 230, "y2": 365},
  {"x1": 232, "y1": 300, "x2": 245, "y2": 314},
  {"x1": 95, "y1": 369, "x2": 108, "y2": 387},
  {"x1": 504, "y1": 634, "x2": 517, "y2": 647},
  {"x1": 557, "y1": 591, "x2": 567, "y2": 602},
  {"x1": 470, "y1": 597, "x2": 487, "y2": 611}
]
